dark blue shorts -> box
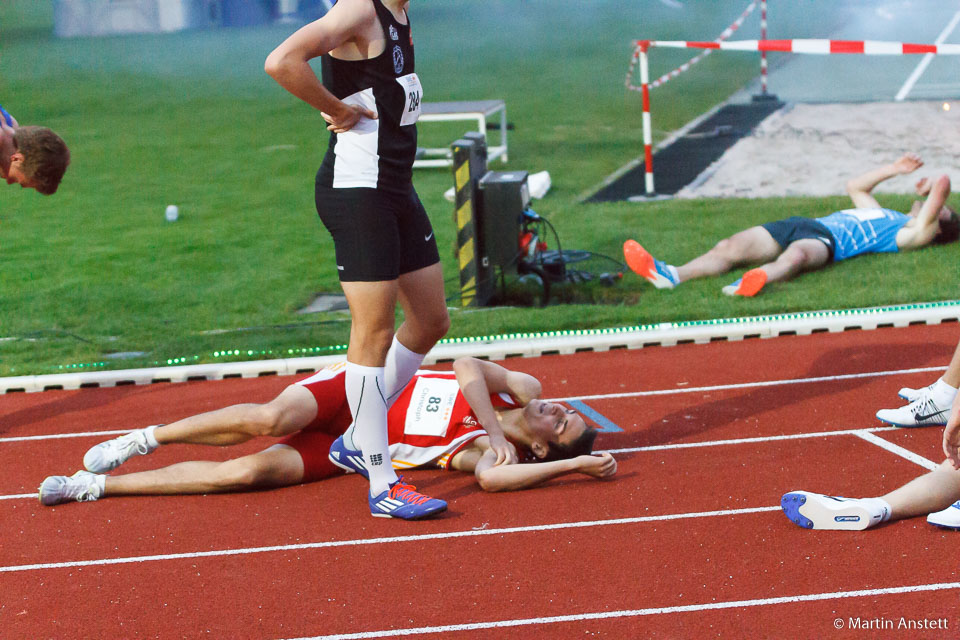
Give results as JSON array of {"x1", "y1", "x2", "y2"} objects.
[
  {"x1": 761, "y1": 217, "x2": 836, "y2": 261},
  {"x1": 314, "y1": 181, "x2": 441, "y2": 282}
]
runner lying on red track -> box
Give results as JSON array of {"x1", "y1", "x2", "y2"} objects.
[
  {"x1": 781, "y1": 336, "x2": 960, "y2": 531},
  {"x1": 624, "y1": 152, "x2": 959, "y2": 297},
  {"x1": 38, "y1": 357, "x2": 617, "y2": 518}
]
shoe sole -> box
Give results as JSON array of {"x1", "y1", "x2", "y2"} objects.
[
  {"x1": 371, "y1": 503, "x2": 447, "y2": 520},
  {"x1": 623, "y1": 240, "x2": 673, "y2": 289},
  {"x1": 733, "y1": 269, "x2": 767, "y2": 297},
  {"x1": 781, "y1": 491, "x2": 871, "y2": 530}
]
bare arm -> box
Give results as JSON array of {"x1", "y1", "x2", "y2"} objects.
[
  {"x1": 468, "y1": 448, "x2": 617, "y2": 492},
  {"x1": 845, "y1": 152, "x2": 923, "y2": 209},
  {"x1": 453, "y1": 357, "x2": 542, "y2": 465},
  {"x1": 899, "y1": 174, "x2": 952, "y2": 250},
  {"x1": 264, "y1": 0, "x2": 377, "y2": 132}
]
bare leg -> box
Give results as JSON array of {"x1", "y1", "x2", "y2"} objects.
[
  {"x1": 340, "y1": 279, "x2": 400, "y2": 495},
  {"x1": 154, "y1": 384, "x2": 319, "y2": 446},
  {"x1": 943, "y1": 339, "x2": 960, "y2": 388},
  {"x1": 753, "y1": 238, "x2": 831, "y2": 284},
  {"x1": 676, "y1": 226, "x2": 781, "y2": 282},
  {"x1": 880, "y1": 460, "x2": 960, "y2": 520},
  {"x1": 395, "y1": 262, "x2": 450, "y2": 354},
  {"x1": 104, "y1": 445, "x2": 305, "y2": 496}
]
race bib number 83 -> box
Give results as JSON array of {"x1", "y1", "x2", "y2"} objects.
[{"x1": 404, "y1": 377, "x2": 458, "y2": 436}]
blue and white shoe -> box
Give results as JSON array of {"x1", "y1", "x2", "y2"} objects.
[
  {"x1": 780, "y1": 491, "x2": 883, "y2": 530},
  {"x1": 328, "y1": 435, "x2": 369, "y2": 480},
  {"x1": 369, "y1": 476, "x2": 447, "y2": 520},
  {"x1": 927, "y1": 501, "x2": 960, "y2": 530},
  {"x1": 623, "y1": 240, "x2": 678, "y2": 289},
  {"x1": 875, "y1": 391, "x2": 950, "y2": 428}
]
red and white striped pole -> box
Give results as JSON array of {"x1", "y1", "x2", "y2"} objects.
[
  {"x1": 759, "y1": 0, "x2": 768, "y2": 95},
  {"x1": 638, "y1": 41, "x2": 655, "y2": 195}
]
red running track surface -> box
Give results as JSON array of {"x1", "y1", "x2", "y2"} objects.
[{"x1": 1, "y1": 323, "x2": 959, "y2": 638}]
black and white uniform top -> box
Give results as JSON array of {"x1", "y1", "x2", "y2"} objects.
[{"x1": 317, "y1": 0, "x2": 422, "y2": 192}]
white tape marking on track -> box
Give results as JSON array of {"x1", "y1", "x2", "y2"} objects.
[
  {"x1": 282, "y1": 581, "x2": 960, "y2": 640},
  {"x1": 0, "y1": 493, "x2": 36, "y2": 501},
  {"x1": 0, "y1": 429, "x2": 130, "y2": 443},
  {"x1": 553, "y1": 365, "x2": 947, "y2": 403},
  {"x1": 0, "y1": 506, "x2": 779, "y2": 574},
  {"x1": 896, "y1": 9, "x2": 960, "y2": 100},
  {"x1": 608, "y1": 426, "x2": 901, "y2": 454},
  {"x1": 853, "y1": 430, "x2": 939, "y2": 470}
]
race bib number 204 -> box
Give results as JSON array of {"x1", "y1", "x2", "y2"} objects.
[
  {"x1": 396, "y1": 73, "x2": 422, "y2": 126},
  {"x1": 404, "y1": 377, "x2": 459, "y2": 436}
]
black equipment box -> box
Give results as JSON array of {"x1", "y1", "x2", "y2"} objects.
[{"x1": 477, "y1": 170, "x2": 530, "y2": 269}]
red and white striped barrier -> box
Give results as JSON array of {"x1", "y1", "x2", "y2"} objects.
[
  {"x1": 640, "y1": 38, "x2": 960, "y2": 55},
  {"x1": 630, "y1": 35, "x2": 960, "y2": 196},
  {"x1": 626, "y1": 0, "x2": 758, "y2": 91}
]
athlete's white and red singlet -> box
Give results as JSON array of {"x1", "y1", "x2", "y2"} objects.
[{"x1": 278, "y1": 364, "x2": 520, "y2": 482}]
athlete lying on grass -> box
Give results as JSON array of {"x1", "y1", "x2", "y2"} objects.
[
  {"x1": 39, "y1": 358, "x2": 616, "y2": 519},
  {"x1": 781, "y1": 336, "x2": 960, "y2": 531},
  {"x1": 624, "y1": 152, "x2": 959, "y2": 297}
]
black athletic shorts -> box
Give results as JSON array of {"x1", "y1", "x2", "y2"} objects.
[
  {"x1": 761, "y1": 216, "x2": 836, "y2": 262},
  {"x1": 314, "y1": 181, "x2": 441, "y2": 282}
]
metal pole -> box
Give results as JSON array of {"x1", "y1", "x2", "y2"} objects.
[{"x1": 639, "y1": 43, "x2": 654, "y2": 195}]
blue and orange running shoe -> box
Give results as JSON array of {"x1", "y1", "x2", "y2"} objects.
[
  {"x1": 623, "y1": 239, "x2": 678, "y2": 289},
  {"x1": 722, "y1": 268, "x2": 768, "y2": 297},
  {"x1": 369, "y1": 476, "x2": 447, "y2": 520},
  {"x1": 328, "y1": 435, "x2": 369, "y2": 480}
]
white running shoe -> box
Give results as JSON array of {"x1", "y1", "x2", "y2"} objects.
[
  {"x1": 38, "y1": 470, "x2": 103, "y2": 506},
  {"x1": 898, "y1": 384, "x2": 933, "y2": 403},
  {"x1": 875, "y1": 391, "x2": 951, "y2": 428},
  {"x1": 781, "y1": 491, "x2": 885, "y2": 530},
  {"x1": 927, "y1": 501, "x2": 960, "y2": 530},
  {"x1": 83, "y1": 428, "x2": 157, "y2": 473}
]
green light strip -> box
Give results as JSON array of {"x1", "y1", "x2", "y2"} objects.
[{"x1": 46, "y1": 299, "x2": 960, "y2": 373}]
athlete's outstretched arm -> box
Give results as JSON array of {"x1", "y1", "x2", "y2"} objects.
[
  {"x1": 469, "y1": 448, "x2": 617, "y2": 492},
  {"x1": 845, "y1": 152, "x2": 923, "y2": 209},
  {"x1": 453, "y1": 358, "x2": 542, "y2": 465}
]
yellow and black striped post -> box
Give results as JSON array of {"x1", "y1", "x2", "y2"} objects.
[{"x1": 451, "y1": 135, "x2": 489, "y2": 306}]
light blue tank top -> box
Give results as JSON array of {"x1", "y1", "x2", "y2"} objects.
[{"x1": 816, "y1": 208, "x2": 910, "y2": 262}]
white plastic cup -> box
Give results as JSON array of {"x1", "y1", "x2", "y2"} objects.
[{"x1": 165, "y1": 204, "x2": 179, "y2": 222}]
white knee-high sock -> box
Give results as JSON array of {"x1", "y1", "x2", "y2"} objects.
[
  {"x1": 345, "y1": 362, "x2": 397, "y2": 496},
  {"x1": 384, "y1": 336, "x2": 427, "y2": 408}
]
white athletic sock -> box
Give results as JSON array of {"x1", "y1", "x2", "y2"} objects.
[
  {"x1": 666, "y1": 264, "x2": 680, "y2": 284},
  {"x1": 862, "y1": 497, "x2": 893, "y2": 526},
  {"x1": 143, "y1": 424, "x2": 160, "y2": 449},
  {"x1": 383, "y1": 336, "x2": 426, "y2": 408},
  {"x1": 345, "y1": 362, "x2": 397, "y2": 496},
  {"x1": 931, "y1": 378, "x2": 958, "y2": 408},
  {"x1": 93, "y1": 473, "x2": 106, "y2": 497}
]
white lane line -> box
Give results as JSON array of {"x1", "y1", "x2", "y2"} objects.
[
  {"x1": 0, "y1": 429, "x2": 130, "y2": 443},
  {"x1": 2, "y1": 365, "x2": 946, "y2": 444},
  {"x1": 609, "y1": 426, "x2": 901, "y2": 454},
  {"x1": 283, "y1": 581, "x2": 960, "y2": 640},
  {"x1": 853, "y1": 430, "x2": 940, "y2": 470},
  {"x1": 0, "y1": 505, "x2": 779, "y2": 574},
  {"x1": 895, "y1": 9, "x2": 960, "y2": 101},
  {"x1": 0, "y1": 493, "x2": 36, "y2": 501},
  {"x1": 554, "y1": 365, "x2": 947, "y2": 403}
]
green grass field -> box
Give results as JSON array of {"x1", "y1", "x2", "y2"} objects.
[{"x1": 1, "y1": 0, "x2": 956, "y2": 376}]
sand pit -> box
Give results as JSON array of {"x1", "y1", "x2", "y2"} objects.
[{"x1": 677, "y1": 101, "x2": 960, "y2": 200}]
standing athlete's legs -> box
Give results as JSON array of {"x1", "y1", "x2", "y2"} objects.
[{"x1": 340, "y1": 279, "x2": 401, "y2": 497}]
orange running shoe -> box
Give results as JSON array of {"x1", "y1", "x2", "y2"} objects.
[
  {"x1": 623, "y1": 239, "x2": 678, "y2": 289},
  {"x1": 722, "y1": 268, "x2": 768, "y2": 297}
]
